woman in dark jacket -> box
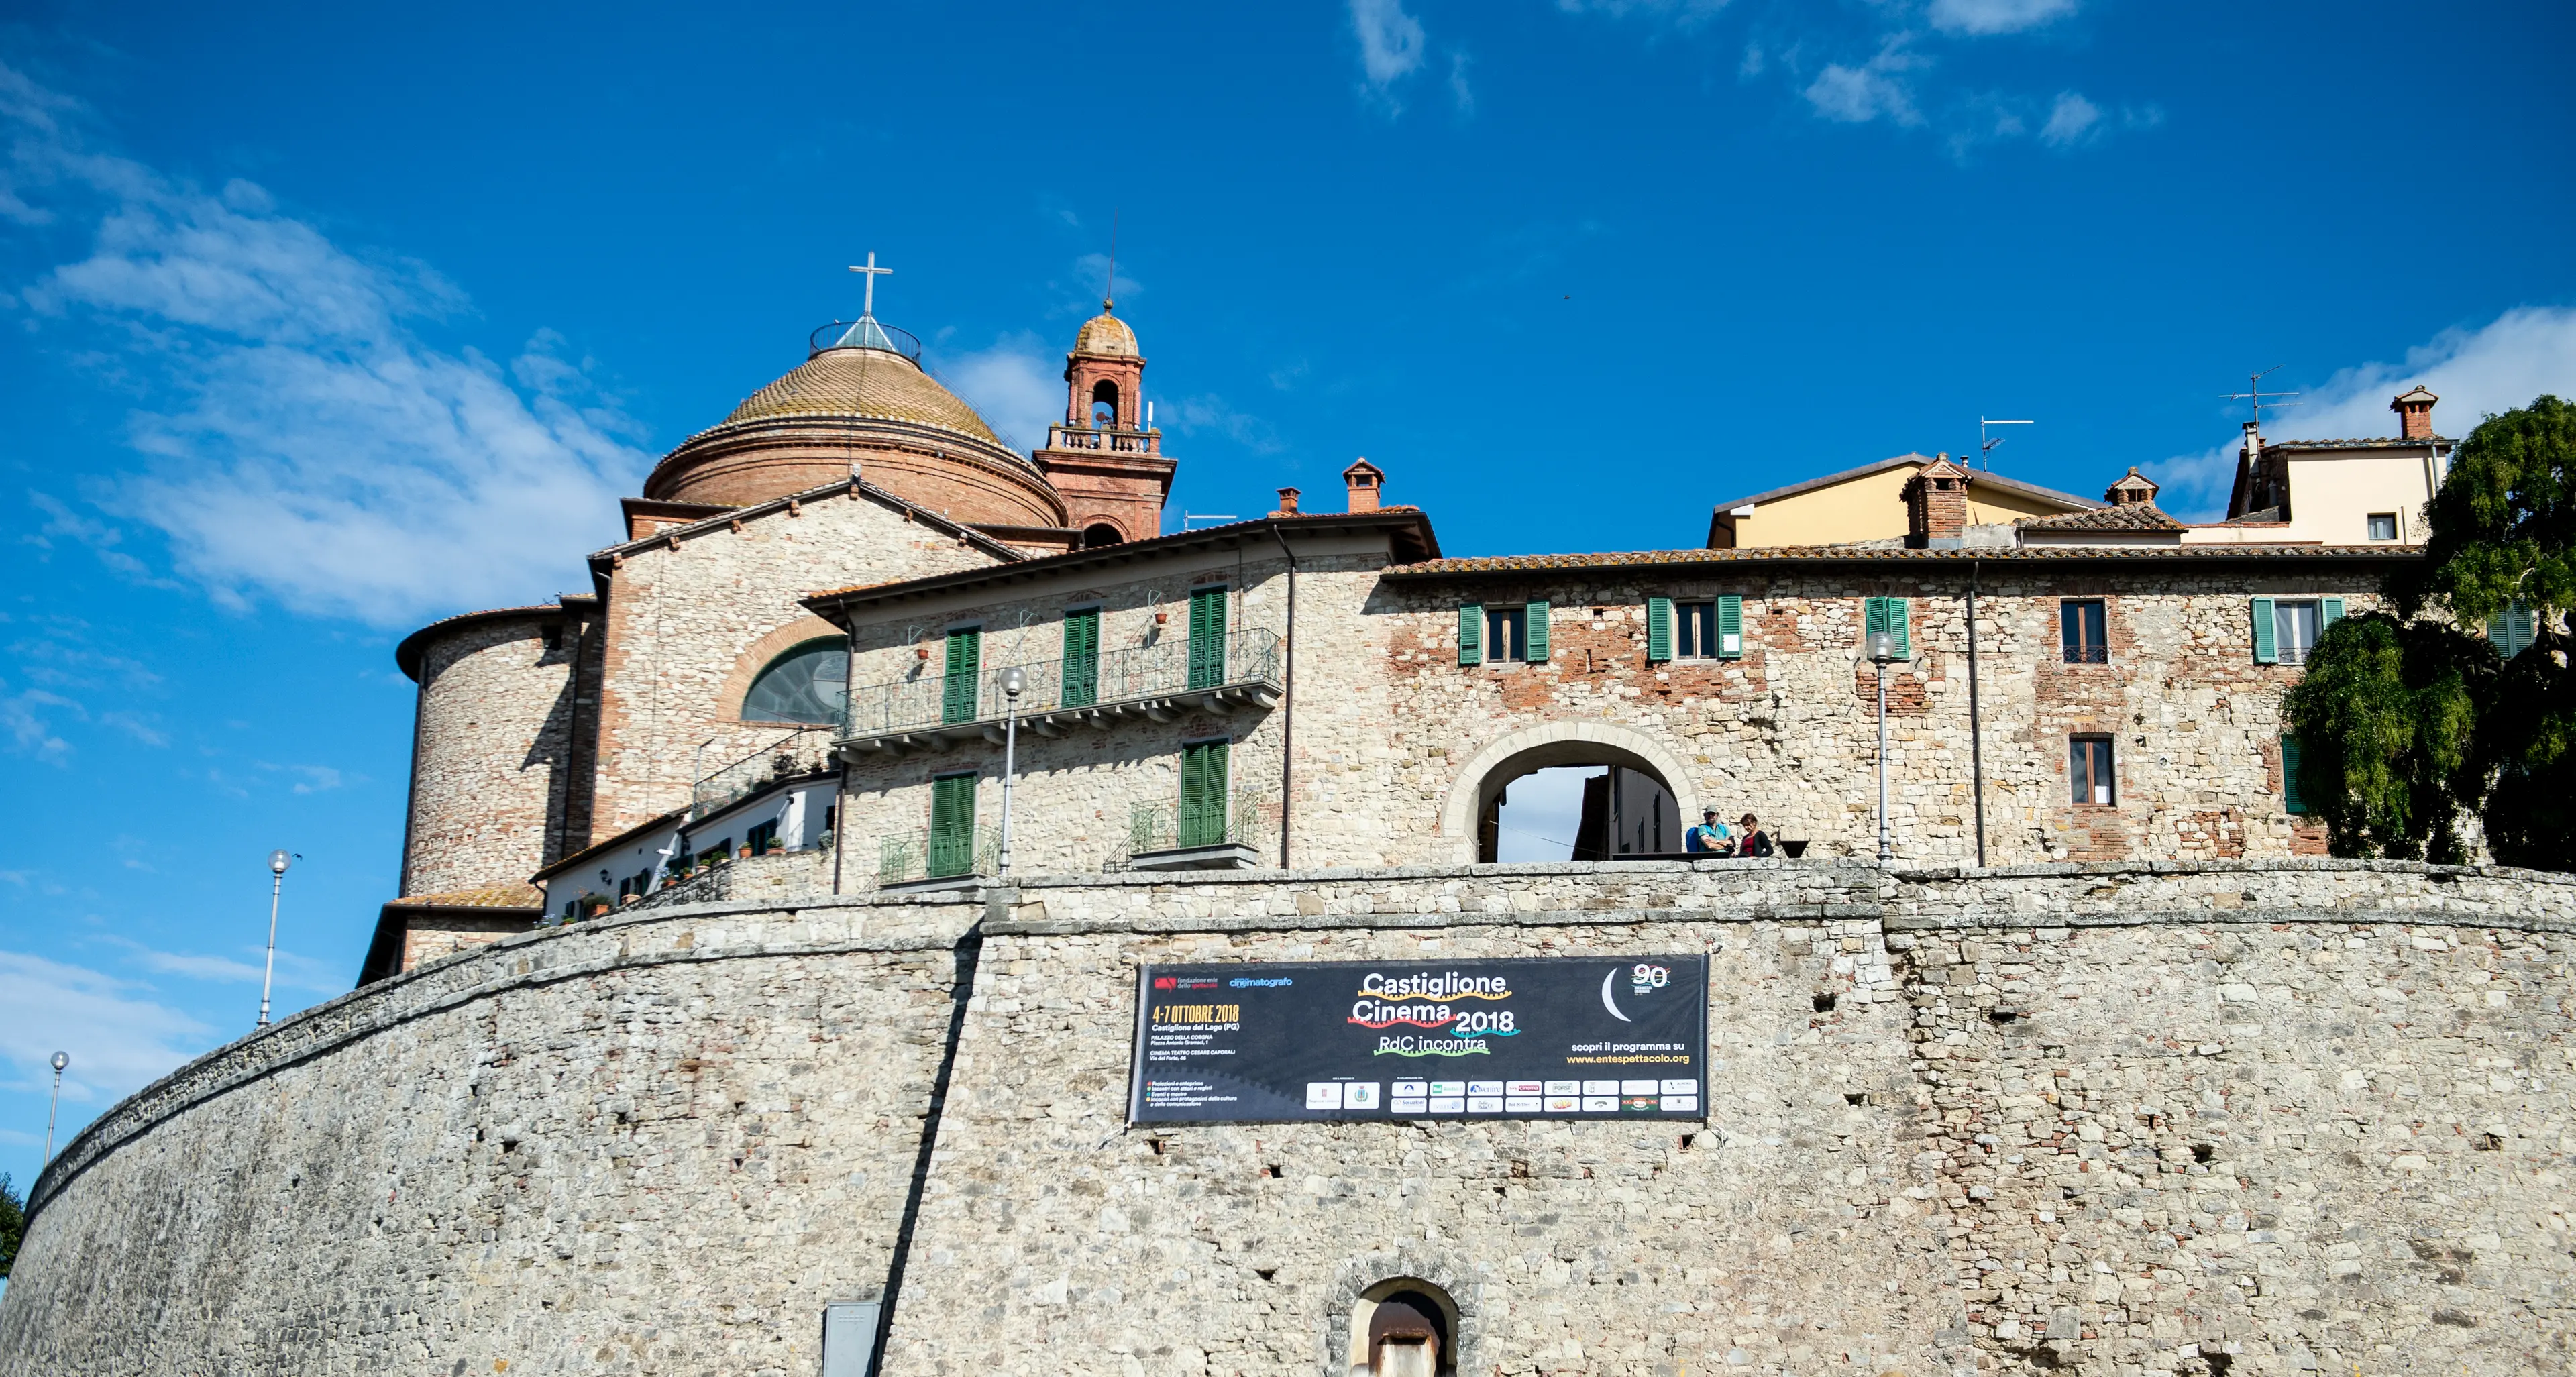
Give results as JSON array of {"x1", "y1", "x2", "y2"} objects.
[{"x1": 1737, "y1": 814, "x2": 1774, "y2": 857}]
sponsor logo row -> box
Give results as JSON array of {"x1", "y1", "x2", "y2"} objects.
[{"x1": 1305, "y1": 1079, "x2": 1700, "y2": 1115}]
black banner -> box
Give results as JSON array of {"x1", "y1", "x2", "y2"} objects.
[{"x1": 1127, "y1": 955, "x2": 1707, "y2": 1123}]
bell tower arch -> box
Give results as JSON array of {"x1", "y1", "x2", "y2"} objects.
[{"x1": 1032, "y1": 300, "x2": 1175, "y2": 546}]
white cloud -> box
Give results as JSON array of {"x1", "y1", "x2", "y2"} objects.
[
  {"x1": 1556, "y1": 0, "x2": 1732, "y2": 27},
  {"x1": 941, "y1": 333, "x2": 1063, "y2": 455},
  {"x1": 1927, "y1": 0, "x2": 2077, "y2": 36},
  {"x1": 1164, "y1": 395, "x2": 1286, "y2": 455},
  {"x1": 1350, "y1": 0, "x2": 1428, "y2": 95},
  {"x1": 3, "y1": 62, "x2": 651, "y2": 628},
  {"x1": 2149, "y1": 307, "x2": 2576, "y2": 519},
  {"x1": 1804, "y1": 37, "x2": 1927, "y2": 126},
  {"x1": 2038, "y1": 91, "x2": 2100, "y2": 146},
  {"x1": 1448, "y1": 50, "x2": 1477, "y2": 115},
  {"x1": 0, "y1": 951, "x2": 213, "y2": 1105}
]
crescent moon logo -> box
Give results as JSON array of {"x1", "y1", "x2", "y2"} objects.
[{"x1": 1600, "y1": 969, "x2": 1630, "y2": 1022}]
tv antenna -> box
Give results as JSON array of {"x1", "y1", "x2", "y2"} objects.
[
  {"x1": 1104, "y1": 209, "x2": 1119, "y2": 310},
  {"x1": 2222, "y1": 366, "x2": 2300, "y2": 431},
  {"x1": 1978, "y1": 417, "x2": 2033, "y2": 470}
]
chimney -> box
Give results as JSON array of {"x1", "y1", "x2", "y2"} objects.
[
  {"x1": 1343, "y1": 458, "x2": 1386, "y2": 514},
  {"x1": 2391, "y1": 384, "x2": 2438, "y2": 441},
  {"x1": 1903, "y1": 453, "x2": 1971, "y2": 549},
  {"x1": 2104, "y1": 466, "x2": 2161, "y2": 508},
  {"x1": 1270, "y1": 486, "x2": 1301, "y2": 517}
]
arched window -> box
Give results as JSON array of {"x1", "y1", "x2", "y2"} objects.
[
  {"x1": 1083, "y1": 522, "x2": 1126, "y2": 549},
  {"x1": 741, "y1": 637, "x2": 849, "y2": 724},
  {"x1": 1090, "y1": 379, "x2": 1119, "y2": 428}
]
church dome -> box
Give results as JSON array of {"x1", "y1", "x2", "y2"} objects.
[
  {"x1": 1073, "y1": 306, "x2": 1138, "y2": 357},
  {"x1": 722, "y1": 344, "x2": 1001, "y2": 446},
  {"x1": 641, "y1": 323, "x2": 1068, "y2": 531}
]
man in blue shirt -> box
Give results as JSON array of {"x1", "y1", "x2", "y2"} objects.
[{"x1": 1686, "y1": 809, "x2": 1733, "y2": 855}]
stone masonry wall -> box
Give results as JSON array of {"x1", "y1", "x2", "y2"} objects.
[
  {"x1": 403, "y1": 612, "x2": 581, "y2": 897},
  {"x1": 5, "y1": 860, "x2": 2565, "y2": 1377},
  {"x1": 1364, "y1": 567, "x2": 2378, "y2": 867},
  {"x1": 590, "y1": 486, "x2": 1002, "y2": 844}
]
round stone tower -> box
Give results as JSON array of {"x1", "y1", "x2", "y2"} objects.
[
  {"x1": 643, "y1": 315, "x2": 1067, "y2": 531},
  {"x1": 394, "y1": 603, "x2": 594, "y2": 898}
]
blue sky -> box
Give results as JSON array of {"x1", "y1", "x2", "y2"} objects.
[{"x1": 1, "y1": 0, "x2": 2571, "y2": 1199}]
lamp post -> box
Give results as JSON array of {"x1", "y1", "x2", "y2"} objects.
[
  {"x1": 1868, "y1": 631, "x2": 1897, "y2": 863},
  {"x1": 997, "y1": 666, "x2": 1026, "y2": 878},
  {"x1": 258, "y1": 849, "x2": 294, "y2": 1028},
  {"x1": 43, "y1": 1050, "x2": 67, "y2": 1164}
]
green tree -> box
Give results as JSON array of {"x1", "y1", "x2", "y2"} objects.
[
  {"x1": 2286, "y1": 395, "x2": 2576, "y2": 869},
  {"x1": 0, "y1": 1171, "x2": 23, "y2": 1279},
  {"x1": 2282, "y1": 613, "x2": 2490, "y2": 863}
]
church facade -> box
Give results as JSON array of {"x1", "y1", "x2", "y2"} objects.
[{"x1": 7, "y1": 280, "x2": 2565, "y2": 1377}]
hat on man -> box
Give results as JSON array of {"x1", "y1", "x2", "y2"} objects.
[{"x1": 1702, "y1": 809, "x2": 1719, "y2": 820}]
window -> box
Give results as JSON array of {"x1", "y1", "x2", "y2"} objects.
[
  {"x1": 2282, "y1": 736, "x2": 2308, "y2": 814},
  {"x1": 1061, "y1": 607, "x2": 1102, "y2": 707},
  {"x1": 2251, "y1": 596, "x2": 2343, "y2": 665},
  {"x1": 1675, "y1": 602, "x2": 1717, "y2": 658},
  {"x1": 696, "y1": 840, "x2": 732, "y2": 868},
  {"x1": 1485, "y1": 606, "x2": 1527, "y2": 663},
  {"x1": 941, "y1": 628, "x2": 981, "y2": 724},
  {"x1": 2367, "y1": 512, "x2": 2400, "y2": 542},
  {"x1": 742, "y1": 637, "x2": 851, "y2": 724},
  {"x1": 1862, "y1": 596, "x2": 1912, "y2": 658},
  {"x1": 2489, "y1": 601, "x2": 2538, "y2": 657},
  {"x1": 929, "y1": 773, "x2": 977, "y2": 878},
  {"x1": 1179, "y1": 739, "x2": 1231, "y2": 848},
  {"x1": 2070, "y1": 736, "x2": 2116, "y2": 806},
  {"x1": 746, "y1": 818, "x2": 780, "y2": 857},
  {"x1": 1090, "y1": 378, "x2": 1118, "y2": 428},
  {"x1": 2060, "y1": 600, "x2": 2108, "y2": 664},
  {"x1": 1187, "y1": 586, "x2": 1229, "y2": 688},
  {"x1": 1459, "y1": 602, "x2": 1549, "y2": 665}
]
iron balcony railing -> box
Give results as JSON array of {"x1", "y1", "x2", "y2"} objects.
[
  {"x1": 1124, "y1": 789, "x2": 1269, "y2": 863},
  {"x1": 877, "y1": 824, "x2": 1002, "y2": 886},
  {"x1": 693, "y1": 727, "x2": 837, "y2": 820},
  {"x1": 839, "y1": 628, "x2": 1283, "y2": 753}
]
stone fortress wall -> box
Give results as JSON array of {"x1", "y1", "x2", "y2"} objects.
[
  {"x1": 398, "y1": 607, "x2": 589, "y2": 897},
  {"x1": 5, "y1": 858, "x2": 2568, "y2": 1377}
]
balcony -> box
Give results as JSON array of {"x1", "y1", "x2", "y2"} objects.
[
  {"x1": 837, "y1": 628, "x2": 1282, "y2": 757},
  {"x1": 876, "y1": 824, "x2": 1002, "y2": 891},
  {"x1": 694, "y1": 726, "x2": 837, "y2": 820},
  {"x1": 1044, "y1": 424, "x2": 1161, "y2": 455},
  {"x1": 1120, "y1": 791, "x2": 1269, "y2": 871}
]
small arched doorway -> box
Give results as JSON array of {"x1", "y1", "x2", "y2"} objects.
[
  {"x1": 1441, "y1": 723, "x2": 1699, "y2": 865},
  {"x1": 1090, "y1": 379, "x2": 1119, "y2": 428},
  {"x1": 1081, "y1": 522, "x2": 1126, "y2": 549},
  {"x1": 1347, "y1": 1279, "x2": 1457, "y2": 1377}
]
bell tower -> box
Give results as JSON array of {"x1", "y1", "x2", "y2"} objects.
[{"x1": 1032, "y1": 301, "x2": 1176, "y2": 547}]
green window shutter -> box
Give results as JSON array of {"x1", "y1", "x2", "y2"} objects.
[
  {"x1": 2281, "y1": 736, "x2": 2307, "y2": 814},
  {"x1": 929, "y1": 773, "x2": 977, "y2": 877},
  {"x1": 1179, "y1": 740, "x2": 1230, "y2": 848},
  {"x1": 2495, "y1": 601, "x2": 2536, "y2": 657},
  {"x1": 1187, "y1": 587, "x2": 1228, "y2": 689},
  {"x1": 942, "y1": 628, "x2": 981, "y2": 724},
  {"x1": 2250, "y1": 598, "x2": 2277, "y2": 664},
  {"x1": 1863, "y1": 596, "x2": 1886, "y2": 641},
  {"x1": 1061, "y1": 608, "x2": 1099, "y2": 708},
  {"x1": 1458, "y1": 604, "x2": 1483, "y2": 666},
  {"x1": 1525, "y1": 600, "x2": 1550, "y2": 663},
  {"x1": 1716, "y1": 594, "x2": 1743, "y2": 659},
  {"x1": 2319, "y1": 596, "x2": 2345, "y2": 633},
  {"x1": 1888, "y1": 598, "x2": 1911, "y2": 659},
  {"x1": 1646, "y1": 597, "x2": 1674, "y2": 663}
]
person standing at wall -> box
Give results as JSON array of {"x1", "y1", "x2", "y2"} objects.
[{"x1": 1686, "y1": 809, "x2": 1734, "y2": 855}]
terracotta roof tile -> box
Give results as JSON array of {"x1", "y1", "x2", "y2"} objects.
[
  {"x1": 383, "y1": 884, "x2": 544, "y2": 912},
  {"x1": 2017, "y1": 504, "x2": 2188, "y2": 533},
  {"x1": 1385, "y1": 543, "x2": 2416, "y2": 575}
]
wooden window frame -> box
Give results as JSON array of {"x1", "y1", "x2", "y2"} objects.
[
  {"x1": 2060, "y1": 599, "x2": 2108, "y2": 665},
  {"x1": 2069, "y1": 735, "x2": 2116, "y2": 807}
]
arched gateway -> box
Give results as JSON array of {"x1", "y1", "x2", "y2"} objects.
[{"x1": 1438, "y1": 721, "x2": 1700, "y2": 864}]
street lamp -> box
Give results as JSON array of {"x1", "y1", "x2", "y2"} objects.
[
  {"x1": 996, "y1": 666, "x2": 1026, "y2": 878},
  {"x1": 1868, "y1": 631, "x2": 1898, "y2": 863},
  {"x1": 258, "y1": 849, "x2": 295, "y2": 1028},
  {"x1": 43, "y1": 1050, "x2": 67, "y2": 1164}
]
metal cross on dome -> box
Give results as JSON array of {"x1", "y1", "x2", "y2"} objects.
[{"x1": 849, "y1": 252, "x2": 892, "y2": 318}]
